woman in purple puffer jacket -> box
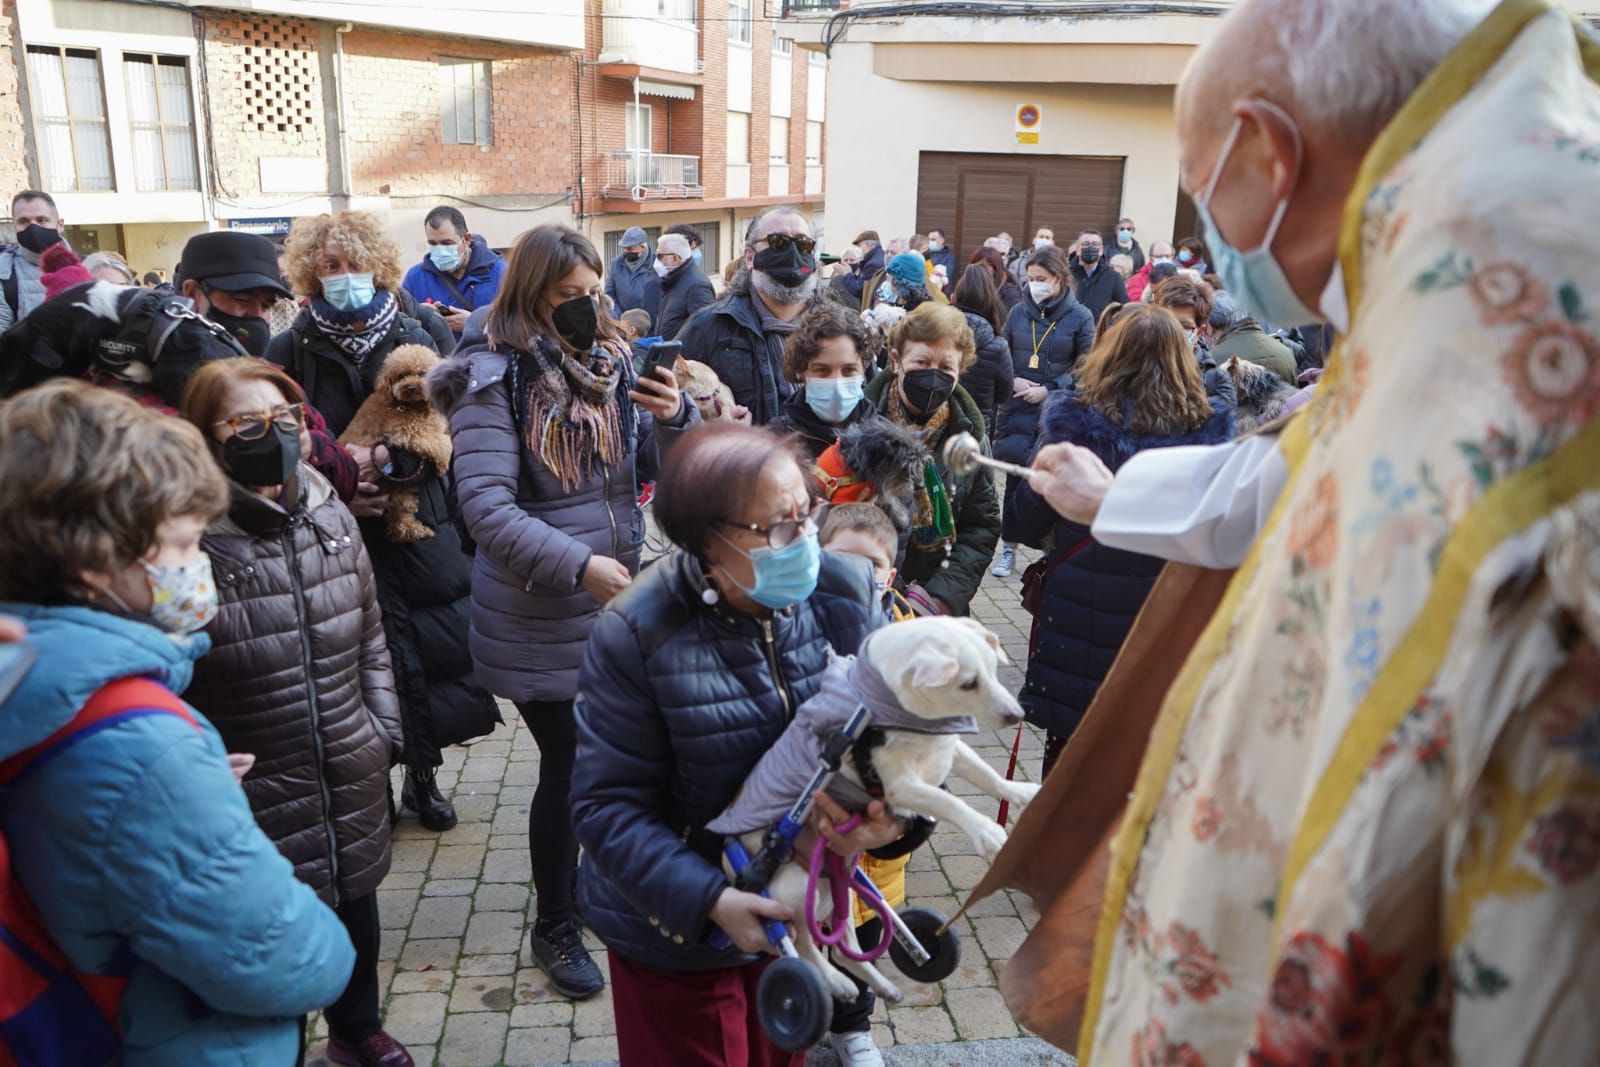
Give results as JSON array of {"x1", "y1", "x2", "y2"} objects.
[{"x1": 428, "y1": 224, "x2": 696, "y2": 1001}]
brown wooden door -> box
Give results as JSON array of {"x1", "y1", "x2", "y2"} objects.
[{"x1": 916, "y1": 151, "x2": 1126, "y2": 270}]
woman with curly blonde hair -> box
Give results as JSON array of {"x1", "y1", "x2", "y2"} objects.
[{"x1": 267, "y1": 210, "x2": 499, "y2": 838}]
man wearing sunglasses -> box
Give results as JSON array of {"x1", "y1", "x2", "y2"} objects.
[{"x1": 676, "y1": 207, "x2": 819, "y2": 426}]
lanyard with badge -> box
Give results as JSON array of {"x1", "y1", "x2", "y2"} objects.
[{"x1": 1028, "y1": 319, "x2": 1059, "y2": 370}]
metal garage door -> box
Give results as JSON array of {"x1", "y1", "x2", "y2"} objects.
[{"x1": 915, "y1": 151, "x2": 1126, "y2": 269}]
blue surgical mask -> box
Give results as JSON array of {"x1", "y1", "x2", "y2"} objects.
[
  {"x1": 719, "y1": 530, "x2": 822, "y2": 610},
  {"x1": 321, "y1": 272, "x2": 376, "y2": 312},
  {"x1": 691, "y1": 248, "x2": 703, "y2": 264},
  {"x1": 429, "y1": 243, "x2": 462, "y2": 272},
  {"x1": 1195, "y1": 104, "x2": 1321, "y2": 328},
  {"x1": 1117, "y1": 229, "x2": 1133, "y2": 245},
  {"x1": 803, "y1": 375, "x2": 865, "y2": 424}
]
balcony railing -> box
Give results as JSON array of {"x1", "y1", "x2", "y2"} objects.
[
  {"x1": 602, "y1": 0, "x2": 700, "y2": 74},
  {"x1": 781, "y1": 0, "x2": 843, "y2": 14},
  {"x1": 601, "y1": 151, "x2": 704, "y2": 201}
]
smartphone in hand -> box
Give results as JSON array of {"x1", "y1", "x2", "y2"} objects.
[{"x1": 644, "y1": 340, "x2": 683, "y2": 385}]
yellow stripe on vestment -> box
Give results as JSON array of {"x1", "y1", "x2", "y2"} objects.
[
  {"x1": 1274, "y1": 0, "x2": 1600, "y2": 946},
  {"x1": 1076, "y1": 0, "x2": 1582, "y2": 1061}
]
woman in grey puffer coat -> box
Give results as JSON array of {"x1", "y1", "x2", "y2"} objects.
[{"x1": 428, "y1": 224, "x2": 697, "y2": 1002}]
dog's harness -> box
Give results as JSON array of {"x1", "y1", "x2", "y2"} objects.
[{"x1": 706, "y1": 642, "x2": 979, "y2": 891}]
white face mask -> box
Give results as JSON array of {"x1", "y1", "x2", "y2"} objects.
[
  {"x1": 1034, "y1": 238, "x2": 1053, "y2": 250},
  {"x1": 1027, "y1": 280, "x2": 1055, "y2": 304}
]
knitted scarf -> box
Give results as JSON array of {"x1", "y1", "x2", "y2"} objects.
[
  {"x1": 510, "y1": 340, "x2": 624, "y2": 493},
  {"x1": 885, "y1": 382, "x2": 956, "y2": 548},
  {"x1": 308, "y1": 290, "x2": 398, "y2": 364}
]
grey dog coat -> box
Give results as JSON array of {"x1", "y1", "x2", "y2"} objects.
[{"x1": 705, "y1": 639, "x2": 979, "y2": 835}]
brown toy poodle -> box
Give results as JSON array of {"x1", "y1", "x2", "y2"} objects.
[{"x1": 339, "y1": 344, "x2": 453, "y2": 542}]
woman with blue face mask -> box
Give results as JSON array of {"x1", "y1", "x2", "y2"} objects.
[
  {"x1": 769, "y1": 302, "x2": 881, "y2": 459},
  {"x1": 266, "y1": 210, "x2": 501, "y2": 843},
  {"x1": 569, "y1": 423, "x2": 910, "y2": 1065}
]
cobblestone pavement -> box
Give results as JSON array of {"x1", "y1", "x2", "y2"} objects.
[{"x1": 306, "y1": 548, "x2": 1069, "y2": 1066}]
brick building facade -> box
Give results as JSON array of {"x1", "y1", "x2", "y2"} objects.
[{"x1": 4, "y1": 0, "x2": 825, "y2": 282}]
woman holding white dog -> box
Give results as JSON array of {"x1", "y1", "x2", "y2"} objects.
[
  {"x1": 433, "y1": 224, "x2": 696, "y2": 1001},
  {"x1": 571, "y1": 424, "x2": 922, "y2": 1065}
]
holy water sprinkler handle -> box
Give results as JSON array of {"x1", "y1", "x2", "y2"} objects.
[{"x1": 941, "y1": 433, "x2": 1035, "y2": 481}]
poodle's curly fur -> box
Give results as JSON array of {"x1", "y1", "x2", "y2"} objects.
[{"x1": 340, "y1": 344, "x2": 452, "y2": 543}]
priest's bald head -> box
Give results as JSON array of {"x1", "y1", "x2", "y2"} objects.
[{"x1": 1176, "y1": 0, "x2": 1497, "y2": 325}]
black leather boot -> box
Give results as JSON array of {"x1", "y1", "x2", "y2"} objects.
[{"x1": 401, "y1": 765, "x2": 457, "y2": 832}]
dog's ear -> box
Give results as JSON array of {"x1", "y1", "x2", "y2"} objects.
[
  {"x1": 905, "y1": 644, "x2": 960, "y2": 689},
  {"x1": 951, "y1": 617, "x2": 1008, "y2": 664}
]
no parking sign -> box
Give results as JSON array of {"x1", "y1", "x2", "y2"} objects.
[{"x1": 1015, "y1": 103, "x2": 1041, "y2": 145}]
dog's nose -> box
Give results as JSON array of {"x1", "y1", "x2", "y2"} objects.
[{"x1": 1001, "y1": 710, "x2": 1024, "y2": 727}]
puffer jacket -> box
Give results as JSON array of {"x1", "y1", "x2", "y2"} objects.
[
  {"x1": 429, "y1": 332, "x2": 698, "y2": 703},
  {"x1": 864, "y1": 371, "x2": 1001, "y2": 616},
  {"x1": 186, "y1": 467, "x2": 402, "y2": 906},
  {"x1": 1003, "y1": 392, "x2": 1234, "y2": 738},
  {"x1": 269, "y1": 305, "x2": 499, "y2": 766},
  {"x1": 0, "y1": 603, "x2": 353, "y2": 1066},
  {"x1": 0, "y1": 244, "x2": 44, "y2": 331},
  {"x1": 994, "y1": 289, "x2": 1096, "y2": 465},
  {"x1": 955, "y1": 308, "x2": 1014, "y2": 436},
  {"x1": 570, "y1": 550, "x2": 880, "y2": 972}
]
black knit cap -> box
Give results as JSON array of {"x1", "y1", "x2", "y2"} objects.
[{"x1": 175, "y1": 230, "x2": 290, "y2": 297}]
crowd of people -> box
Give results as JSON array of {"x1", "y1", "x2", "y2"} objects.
[
  {"x1": 0, "y1": 180, "x2": 1324, "y2": 1067},
  {"x1": 3, "y1": 0, "x2": 1596, "y2": 1063}
]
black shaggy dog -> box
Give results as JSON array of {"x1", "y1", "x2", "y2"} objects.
[
  {"x1": 834, "y1": 419, "x2": 926, "y2": 532},
  {"x1": 0, "y1": 280, "x2": 243, "y2": 406}
]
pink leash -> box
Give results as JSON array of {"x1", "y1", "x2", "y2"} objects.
[
  {"x1": 803, "y1": 814, "x2": 894, "y2": 962},
  {"x1": 996, "y1": 723, "x2": 1025, "y2": 828}
]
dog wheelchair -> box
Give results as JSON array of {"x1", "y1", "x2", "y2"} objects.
[{"x1": 709, "y1": 704, "x2": 963, "y2": 1052}]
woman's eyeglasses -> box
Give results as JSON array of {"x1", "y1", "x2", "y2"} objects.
[
  {"x1": 215, "y1": 402, "x2": 305, "y2": 440},
  {"x1": 761, "y1": 233, "x2": 817, "y2": 256},
  {"x1": 718, "y1": 501, "x2": 830, "y2": 550}
]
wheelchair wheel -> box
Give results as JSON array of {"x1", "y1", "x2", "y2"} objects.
[
  {"x1": 756, "y1": 956, "x2": 834, "y2": 1053},
  {"x1": 889, "y1": 907, "x2": 962, "y2": 983}
]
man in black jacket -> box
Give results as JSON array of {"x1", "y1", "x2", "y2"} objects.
[
  {"x1": 676, "y1": 208, "x2": 819, "y2": 426},
  {"x1": 654, "y1": 233, "x2": 715, "y2": 340},
  {"x1": 1070, "y1": 229, "x2": 1131, "y2": 323},
  {"x1": 843, "y1": 229, "x2": 884, "y2": 303}
]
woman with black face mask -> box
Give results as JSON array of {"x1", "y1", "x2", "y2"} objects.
[
  {"x1": 862, "y1": 303, "x2": 1002, "y2": 617},
  {"x1": 433, "y1": 224, "x2": 697, "y2": 1002},
  {"x1": 178, "y1": 357, "x2": 418, "y2": 1067}
]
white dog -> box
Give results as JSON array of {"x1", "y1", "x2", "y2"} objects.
[{"x1": 707, "y1": 616, "x2": 1040, "y2": 1006}]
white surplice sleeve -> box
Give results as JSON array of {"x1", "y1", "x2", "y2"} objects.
[{"x1": 1090, "y1": 434, "x2": 1288, "y2": 569}]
